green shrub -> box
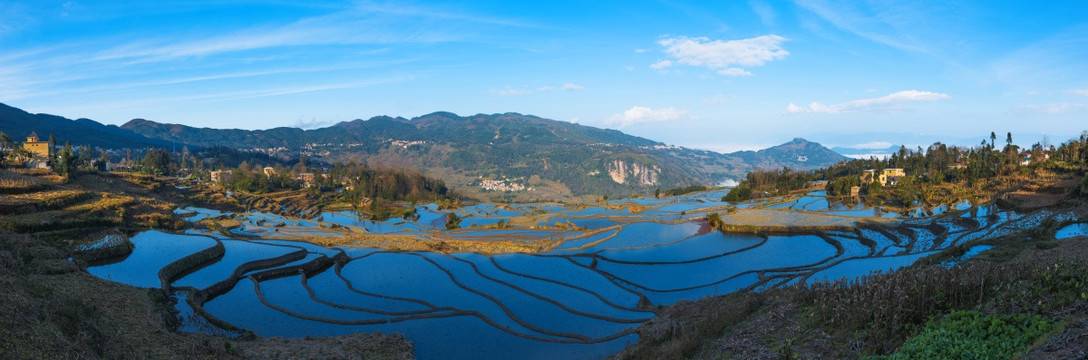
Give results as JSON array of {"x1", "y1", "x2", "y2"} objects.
[
  {"x1": 663, "y1": 185, "x2": 707, "y2": 197},
  {"x1": 445, "y1": 213, "x2": 461, "y2": 230},
  {"x1": 869, "y1": 311, "x2": 1054, "y2": 360},
  {"x1": 722, "y1": 182, "x2": 752, "y2": 202}
]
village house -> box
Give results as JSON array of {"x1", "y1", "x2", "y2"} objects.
[
  {"x1": 263, "y1": 166, "x2": 275, "y2": 177},
  {"x1": 210, "y1": 170, "x2": 232, "y2": 184},
  {"x1": 298, "y1": 172, "x2": 315, "y2": 188},
  {"x1": 880, "y1": 168, "x2": 905, "y2": 186},
  {"x1": 860, "y1": 168, "x2": 906, "y2": 187},
  {"x1": 21, "y1": 132, "x2": 53, "y2": 168},
  {"x1": 1020, "y1": 152, "x2": 1049, "y2": 166},
  {"x1": 23, "y1": 132, "x2": 52, "y2": 158}
]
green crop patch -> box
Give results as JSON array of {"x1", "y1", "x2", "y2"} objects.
[{"x1": 868, "y1": 311, "x2": 1055, "y2": 360}]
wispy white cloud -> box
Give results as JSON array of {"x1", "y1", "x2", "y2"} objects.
[
  {"x1": 606, "y1": 106, "x2": 692, "y2": 128},
  {"x1": 1020, "y1": 103, "x2": 1088, "y2": 115},
  {"x1": 496, "y1": 83, "x2": 583, "y2": 96},
  {"x1": 36, "y1": 74, "x2": 411, "y2": 119},
  {"x1": 785, "y1": 90, "x2": 950, "y2": 114},
  {"x1": 749, "y1": 1, "x2": 777, "y2": 27},
  {"x1": 90, "y1": 11, "x2": 463, "y2": 64},
  {"x1": 687, "y1": 142, "x2": 773, "y2": 153},
  {"x1": 78, "y1": 1, "x2": 535, "y2": 65},
  {"x1": 1066, "y1": 89, "x2": 1088, "y2": 97},
  {"x1": 293, "y1": 117, "x2": 336, "y2": 130},
  {"x1": 701, "y1": 94, "x2": 730, "y2": 105},
  {"x1": 353, "y1": 2, "x2": 535, "y2": 29},
  {"x1": 717, "y1": 68, "x2": 751, "y2": 76},
  {"x1": 989, "y1": 24, "x2": 1088, "y2": 88},
  {"x1": 655, "y1": 34, "x2": 788, "y2": 76},
  {"x1": 650, "y1": 60, "x2": 672, "y2": 70},
  {"x1": 795, "y1": 0, "x2": 931, "y2": 54},
  {"x1": 848, "y1": 141, "x2": 893, "y2": 149},
  {"x1": 496, "y1": 87, "x2": 533, "y2": 96},
  {"x1": 0, "y1": 1, "x2": 516, "y2": 105}
]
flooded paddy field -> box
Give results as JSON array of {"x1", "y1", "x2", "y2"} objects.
[{"x1": 91, "y1": 189, "x2": 1071, "y2": 359}]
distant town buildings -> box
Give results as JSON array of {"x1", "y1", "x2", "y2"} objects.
[
  {"x1": 478, "y1": 177, "x2": 532, "y2": 192},
  {"x1": 210, "y1": 170, "x2": 232, "y2": 184},
  {"x1": 298, "y1": 173, "x2": 315, "y2": 188},
  {"x1": 1020, "y1": 152, "x2": 1049, "y2": 166},
  {"x1": 390, "y1": 139, "x2": 426, "y2": 148},
  {"x1": 641, "y1": 144, "x2": 683, "y2": 151}
]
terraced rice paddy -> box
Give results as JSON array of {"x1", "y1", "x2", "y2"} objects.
[{"x1": 88, "y1": 189, "x2": 1064, "y2": 359}]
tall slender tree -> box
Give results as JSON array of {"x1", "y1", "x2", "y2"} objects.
[
  {"x1": 0, "y1": 131, "x2": 10, "y2": 166},
  {"x1": 47, "y1": 133, "x2": 57, "y2": 167},
  {"x1": 58, "y1": 142, "x2": 76, "y2": 178}
]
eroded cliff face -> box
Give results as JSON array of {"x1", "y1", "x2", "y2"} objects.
[{"x1": 606, "y1": 159, "x2": 660, "y2": 186}]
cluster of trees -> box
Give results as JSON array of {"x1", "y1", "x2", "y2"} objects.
[
  {"x1": 723, "y1": 167, "x2": 819, "y2": 202},
  {"x1": 222, "y1": 162, "x2": 301, "y2": 193},
  {"x1": 332, "y1": 161, "x2": 452, "y2": 203},
  {"x1": 219, "y1": 159, "x2": 453, "y2": 205},
  {"x1": 116, "y1": 145, "x2": 456, "y2": 205},
  {"x1": 722, "y1": 131, "x2": 1088, "y2": 205},
  {"x1": 823, "y1": 132, "x2": 1038, "y2": 196},
  {"x1": 135, "y1": 148, "x2": 177, "y2": 176},
  {"x1": 0, "y1": 131, "x2": 110, "y2": 180}
]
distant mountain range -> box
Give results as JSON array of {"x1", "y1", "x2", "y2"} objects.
[
  {"x1": 1, "y1": 103, "x2": 848, "y2": 200},
  {"x1": 0, "y1": 103, "x2": 171, "y2": 149}
]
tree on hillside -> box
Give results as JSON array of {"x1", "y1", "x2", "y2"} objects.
[
  {"x1": 96, "y1": 150, "x2": 109, "y2": 171},
  {"x1": 0, "y1": 131, "x2": 10, "y2": 167},
  {"x1": 139, "y1": 148, "x2": 176, "y2": 176},
  {"x1": 57, "y1": 142, "x2": 76, "y2": 178},
  {"x1": 78, "y1": 145, "x2": 92, "y2": 171},
  {"x1": 47, "y1": 133, "x2": 57, "y2": 168}
]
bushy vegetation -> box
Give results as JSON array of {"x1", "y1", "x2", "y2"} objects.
[
  {"x1": 868, "y1": 311, "x2": 1054, "y2": 360},
  {"x1": 723, "y1": 167, "x2": 817, "y2": 201},
  {"x1": 721, "y1": 131, "x2": 1088, "y2": 207},
  {"x1": 623, "y1": 237, "x2": 1088, "y2": 359},
  {"x1": 796, "y1": 250, "x2": 1088, "y2": 355},
  {"x1": 445, "y1": 213, "x2": 462, "y2": 230},
  {"x1": 327, "y1": 161, "x2": 452, "y2": 203}
]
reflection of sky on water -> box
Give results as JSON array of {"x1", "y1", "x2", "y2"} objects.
[{"x1": 87, "y1": 189, "x2": 1066, "y2": 360}]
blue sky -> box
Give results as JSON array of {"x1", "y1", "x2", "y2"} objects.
[{"x1": 2, "y1": 0, "x2": 1087, "y2": 151}]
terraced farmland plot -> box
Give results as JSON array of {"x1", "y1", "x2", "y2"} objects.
[{"x1": 88, "y1": 190, "x2": 1061, "y2": 359}]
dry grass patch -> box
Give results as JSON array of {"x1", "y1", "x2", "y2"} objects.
[{"x1": 0, "y1": 169, "x2": 53, "y2": 194}]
